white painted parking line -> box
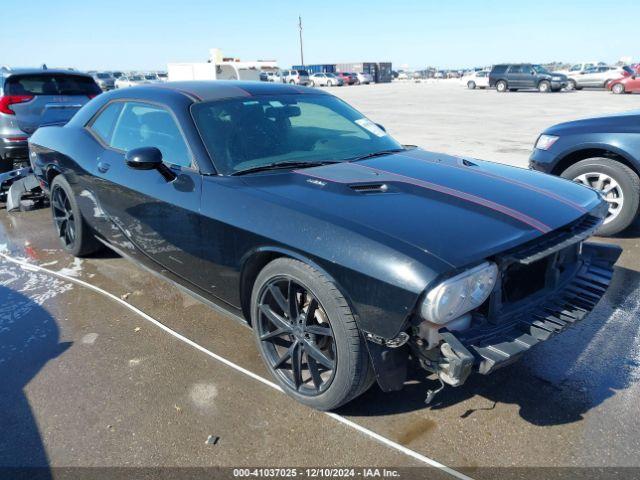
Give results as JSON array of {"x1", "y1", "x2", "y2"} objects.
[{"x1": 0, "y1": 251, "x2": 473, "y2": 480}]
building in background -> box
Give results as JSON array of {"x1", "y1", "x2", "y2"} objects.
[{"x1": 291, "y1": 64, "x2": 335, "y2": 74}]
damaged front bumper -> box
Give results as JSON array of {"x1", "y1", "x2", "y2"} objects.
[{"x1": 410, "y1": 242, "x2": 621, "y2": 391}]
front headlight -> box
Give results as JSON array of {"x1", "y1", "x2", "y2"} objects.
[
  {"x1": 552, "y1": 76, "x2": 562, "y2": 81},
  {"x1": 421, "y1": 262, "x2": 498, "y2": 324},
  {"x1": 535, "y1": 134, "x2": 559, "y2": 150}
]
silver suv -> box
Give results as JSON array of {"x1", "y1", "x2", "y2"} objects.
[
  {"x1": 0, "y1": 67, "x2": 101, "y2": 172},
  {"x1": 281, "y1": 69, "x2": 310, "y2": 86}
]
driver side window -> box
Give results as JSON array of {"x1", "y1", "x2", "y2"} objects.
[{"x1": 110, "y1": 102, "x2": 192, "y2": 168}]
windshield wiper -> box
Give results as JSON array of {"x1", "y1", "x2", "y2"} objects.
[
  {"x1": 346, "y1": 148, "x2": 406, "y2": 162},
  {"x1": 230, "y1": 160, "x2": 340, "y2": 176}
]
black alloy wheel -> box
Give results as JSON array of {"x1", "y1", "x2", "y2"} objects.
[
  {"x1": 49, "y1": 175, "x2": 102, "y2": 257},
  {"x1": 256, "y1": 276, "x2": 336, "y2": 395},
  {"x1": 51, "y1": 184, "x2": 76, "y2": 248}
]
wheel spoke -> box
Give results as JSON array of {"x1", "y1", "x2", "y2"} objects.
[
  {"x1": 259, "y1": 304, "x2": 292, "y2": 333},
  {"x1": 268, "y1": 284, "x2": 288, "y2": 315},
  {"x1": 302, "y1": 339, "x2": 334, "y2": 369},
  {"x1": 307, "y1": 355, "x2": 323, "y2": 389},
  {"x1": 305, "y1": 325, "x2": 332, "y2": 337},
  {"x1": 259, "y1": 327, "x2": 289, "y2": 341},
  {"x1": 67, "y1": 220, "x2": 75, "y2": 243},
  {"x1": 291, "y1": 342, "x2": 303, "y2": 389},
  {"x1": 58, "y1": 219, "x2": 67, "y2": 239},
  {"x1": 273, "y1": 341, "x2": 297, "y2": 370}
]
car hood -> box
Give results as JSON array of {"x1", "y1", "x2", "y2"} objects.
[
  {"x1": 543, "y1": 110, "x2": 640, "y2": 135},
  {"x1": 243, "y1": 149, "x2": 604, "y2": 268}
]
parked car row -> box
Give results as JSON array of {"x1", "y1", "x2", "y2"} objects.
[
  {"x1": 88, "y1": 70, "x2": 168, "y2": 91},
  {"x1": 457, "y1": 63, "x2": 640, "y2": 94},
  {"x1": 261, "y1": 69, "x2": 373, "y2": 87}
]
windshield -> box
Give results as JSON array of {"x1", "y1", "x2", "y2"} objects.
[
  {"x1": 144, "y1": 75, "x2": 155, "y2": 80},
  {"x1": 96, "y1": 73, "x2": 111, "y2": 79},
  {"x1": 532, "y1": 65, "x2": 550, "y2": 74},
  {"x1": 5, "y1": 74, "x2": 101, "y2": 96},
  {"x1": 157, "y1": 73, "x2": 167, "y2": 78},
  {"x1": 192, "y1": 94, "x2": 402, "y2": 175},
  {"x1": 131, "y1": 75, "x2": 143, "y2": 81}
]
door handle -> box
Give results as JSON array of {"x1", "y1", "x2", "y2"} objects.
[{"x1": 97, "y1": 161, "x2": 111, "y2": 173}]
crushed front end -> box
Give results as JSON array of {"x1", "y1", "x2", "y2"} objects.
[{"x1": 408, "y1": 210, "x2": 622, "y2": 401}]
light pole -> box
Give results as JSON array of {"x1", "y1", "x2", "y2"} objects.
[{"x1": 298, "y1": 16, "x2": 304, "y2": 67}]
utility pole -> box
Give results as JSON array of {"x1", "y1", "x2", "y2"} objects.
[{"x1": 298, "y1": 16, "x2": 304, "y2": 67}]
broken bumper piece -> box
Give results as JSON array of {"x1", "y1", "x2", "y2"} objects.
[{"x1": 437, "y1": 242, "x2": 621, "y2": 382}]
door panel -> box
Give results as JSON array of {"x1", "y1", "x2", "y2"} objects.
[{"x1": 94, "y1": 148, "x2": 204, "y2": 281}]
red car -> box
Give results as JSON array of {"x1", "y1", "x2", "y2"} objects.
[
  {"x1": 608, "y1": 67, "x2": 640, "y2": 94},
  {"x1": 334, "y1": 72, "x2": 355, "y2": 85}
]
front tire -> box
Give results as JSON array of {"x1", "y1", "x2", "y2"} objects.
[
  {"x1": 50, "y1": 175, "x2": 102, "y2": 256},
  {"x1": 538, "y1": 80, "x2": 551, "y2": 92},
  {"x1": 496, "y1": 80, "x2": 507, "y2": 92},
  {"x1": 612, "y1": 83, "x2": 625, "y2": 94},
  {"x1": 561, "y1": 158, "x2": 640, "y2": 236},
  {"x1": 566, "y1": 79, "x2": 577, "y2": 91},
  {"x1": 467, "y1": 81, "x2": 476, "y2": 89},
  {"x1": 251, "y1": 258, "x2": 374, "y2": 410}
]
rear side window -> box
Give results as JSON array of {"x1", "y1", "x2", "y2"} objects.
[
  {"x1": 110, "y1": 102, "x2": 192, "y2": 168},
  {"x1": 5, "y1": 74, "x2": 101, "y2": 96},
  {"x1": 491, "y1": 65, "x2": 508, "y2": 75},
  {"x1": 297, "y1": 70, "x2": 309, "y2": 75},
  {"x1": 508, "y1": 65, "x2": 523, "y2": 74},
  {"x1": 90, "y1": 102, "x2": 124, "y2": 144}
]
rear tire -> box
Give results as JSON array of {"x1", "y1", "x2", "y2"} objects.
[
  {"x1": 561, "y1": 158, "x2": 640, "y2": 236},
  {"x1": 50, "y1": 175, "x2": 102, "y2": 257},
  {"x1": 251, "y1": 258, "x2": 374, "y2": 410},
  {"x1": 496, "y1": 80, "x2": 507, "y2": 92},
  {"x1": 467, "y1": 81, "x2": 476, "y2": 89}
]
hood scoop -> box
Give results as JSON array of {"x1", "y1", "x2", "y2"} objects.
[{"x1": 349, "y1": 183, "x2": 389, "y2": 194}]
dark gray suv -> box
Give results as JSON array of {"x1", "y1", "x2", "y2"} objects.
[
  {"x1": 489, "y1": 63, "x2": 568, "y2": 93},
  {"x1": 0, "y1": 67, "x2": 101, "y2": 172}
]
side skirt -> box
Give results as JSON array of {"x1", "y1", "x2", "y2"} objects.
[{"x1": 95, "y1": 237, "x2": 250, "y2": 329}]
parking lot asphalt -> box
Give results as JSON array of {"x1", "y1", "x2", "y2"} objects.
[{"x1": 1, "y1": 82, "x2": 640, "y2": 477}]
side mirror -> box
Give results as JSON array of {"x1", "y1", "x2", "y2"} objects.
[
  {"x1": 125, "y1": 147, "x2": 176, "y2": 182},
  {"x1": 125, "y1": 146, "x2": 163, "y2": 170}
]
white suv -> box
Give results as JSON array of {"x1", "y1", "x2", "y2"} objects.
[{"x1": 281, "y1": 69, "x2": 310, "y2": 86}]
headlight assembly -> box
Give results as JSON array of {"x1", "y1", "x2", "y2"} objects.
[
  {"x1": 421, "y1": 262, "x2": 498, "y2": 324},
  {"x1": 535, "y1": 134, "x2": 559, "y2": 150}
]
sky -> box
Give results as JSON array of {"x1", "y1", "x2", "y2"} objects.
[{"x1": 2, "y1": 0, "x2": 639, "y2": 71}]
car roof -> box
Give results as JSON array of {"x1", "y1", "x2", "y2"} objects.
[
  {"x1": 132, "y1": 81, "x2": 329, "y2": 102},
  {"x1": 0, "y1": 68, "x2": 92, "y2": 78}
]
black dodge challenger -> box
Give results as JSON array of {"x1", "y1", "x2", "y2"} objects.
[{"x1": 28, "y1": 81, "x2": 620, "y2": 410}]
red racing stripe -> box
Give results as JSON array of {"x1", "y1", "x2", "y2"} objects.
[
  {"x1": 406, "y1": 153, "x2": 587, "y2": 213},
  {"x1": 295, "y1": 166, "x2": 552, "y2": 234}
]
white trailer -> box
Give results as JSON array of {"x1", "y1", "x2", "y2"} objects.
[{"x1": 167, "y1": 62, "x2": 261, "y2": 82}]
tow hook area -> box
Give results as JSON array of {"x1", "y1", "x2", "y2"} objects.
[{"x1": 412, "y1": 330, "x2": 475, "y2": 405}]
